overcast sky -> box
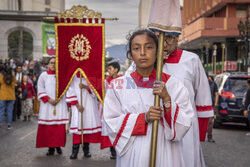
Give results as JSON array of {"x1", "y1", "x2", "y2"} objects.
[{"x1": 65, "y1": 0, "x2": 140, "y2": 47}]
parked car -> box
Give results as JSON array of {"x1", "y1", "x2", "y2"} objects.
[{"x1": 214, "y1": 72, "x2": 250, "y2": 128}]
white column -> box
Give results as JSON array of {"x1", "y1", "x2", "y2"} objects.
[
  {"x1": 33, "y1": 39, "x2": 43, "y2": 61},
  {"x1": 0, "y1": 20, "x2": 10, "y2": 60}
]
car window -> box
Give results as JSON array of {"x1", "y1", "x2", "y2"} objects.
[
  {"x1": 221, "y1": 75, "x2": 228, "y2": 89},
  {"x1": 214, "y1": 77, "x2": 219, "y2": 85},
  {"x1": 228, "y1": 78, "x2": 248, "y2": 92}
]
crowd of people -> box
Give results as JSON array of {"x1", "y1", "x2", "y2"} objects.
[
  {"x1": 0, "y1": 29, "x2": 227, "y2": 167},
  {"x1": 0, "y1": 59, "x2": 49, "y2": 129}
]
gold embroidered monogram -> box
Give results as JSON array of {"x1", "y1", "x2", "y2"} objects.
[{"x1": 68, "y1": 34, "x2": 92, "y2": 61}]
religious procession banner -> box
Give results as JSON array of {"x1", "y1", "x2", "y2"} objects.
[
  {"x1": 55, "y1": 19, "x2": 105, "y2": 104},
  {"x1": 42, "y1": 22, "x2": 56, "y2": 57}
]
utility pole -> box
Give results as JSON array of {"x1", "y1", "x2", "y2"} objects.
[
  {"x1": 221, "y1": 43, "x2": 225, "y2": 72},
  {"x1": 200, "y1": 42, "x2": 204, "y2": 65},
  {"x1": 205, "y1": 41, "x2": 210, "y2": 72},
  {"x1": 213, "y1": 44, "x2": 217, "y2": 74},
  {"x1": 245, "y1": 16, "x2": 249, "y2": 73}
]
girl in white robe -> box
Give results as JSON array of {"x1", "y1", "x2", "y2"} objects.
[
  {"x1": 126, "y1": 37, "x2": 213, "y2": 167},
  {"x1": 103, "y1": 29, "x2": 194, "y2": 167},
  {"x1": 36, "y1": 57, "x2": 68, "y2": 156},
  {"x1": 66, "y1": 72, "x2": 102, "y2": 159}
]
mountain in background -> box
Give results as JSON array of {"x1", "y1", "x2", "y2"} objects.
[{"x1": 106, "y1": 44, "x2": 127, "y2": 63}]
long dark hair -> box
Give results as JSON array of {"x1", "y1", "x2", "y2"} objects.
[
  {"x1": 34, "y1": 61, "x2": 41, "y2": 76},
  {"x1": 3, "y1": 67, "x2": 14, "y2": 86},
  {"x1": 48, "y1": 57, "x2": 55, "y2": 64},
  {"x1": 126, "y1": 29, "x2": 158, "y2": 60}
]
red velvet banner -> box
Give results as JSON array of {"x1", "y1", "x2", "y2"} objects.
[{"x1": 55, "y1": 23, "x2": 105, "y2": 103}]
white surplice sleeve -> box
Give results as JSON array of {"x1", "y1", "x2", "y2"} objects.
[
  {"x1": 193, "y1": 58, "x2": 214, "y2": 118},
  {"x1": 37, "y1": 72, "x2": 50, "y2": 100},
  {"x1": 103, "y1": 87, "x2": 141, "y2": 156},
  {"x1": 82, "y1": 77, "x2": 96, "y2": 98},
  {"x1": 163, "y1": 76, "x2": 194, "y2": 141},
  {"x1": 66, "y1": 76, "x2": 78, "y2": 105},
  {"x1": 88, "y1": 86, "x2": 96, "y2": 98}
]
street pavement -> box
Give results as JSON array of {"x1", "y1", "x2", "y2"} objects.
[
  {"x1": 201, "y1": 123, "x2": 250, "y2": 167},
  {"x1": 0, "y1": 117, "x2": 115, "y2": 167},
  {"x1": 0, "y1": 117, "x2": 250, "y2": 167}
]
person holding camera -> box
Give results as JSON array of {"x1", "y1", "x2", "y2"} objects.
[{"x1": 20, "y1": 74, "x2": 36, "y2": 121}]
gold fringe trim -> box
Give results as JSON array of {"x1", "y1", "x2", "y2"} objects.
[{"x1": 148, "y1": 23, "x2": 182, "y2": 32}]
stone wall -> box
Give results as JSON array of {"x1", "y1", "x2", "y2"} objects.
[{"x1": 0, "y1": 20, "x2": 43, "y2": 61}]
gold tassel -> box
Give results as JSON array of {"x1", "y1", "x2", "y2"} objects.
[{"x1": 53, "y1": 106, "x2": 56, "y2": 116}]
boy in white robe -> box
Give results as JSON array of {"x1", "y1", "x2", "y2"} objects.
[
  {"x1": 66, "y1": 72, "x2": 101, "y2": 159},
  {"x1": 101, "y1": 61, "x2": 123, "y2": 159},
  {"x1": 36, "y1": 57, "x2": 68, "y2": 156}
]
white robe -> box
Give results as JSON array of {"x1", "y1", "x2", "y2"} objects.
[
  {"x1": 103, "y1": 73, "x2": 194, "y2": 167},
  {"x1": 66, "y1": 75, "x2": 101, "y2": 135},
  {"x1": 37, "y1": 71, "x2": 68, "y2": 125},
  {"x1": 126, "y1": 49, "x2": 213, "y2": 167}
]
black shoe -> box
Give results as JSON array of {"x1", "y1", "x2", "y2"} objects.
[
  {"x1": 46, "y1": 148, "x2": 55, "y2": 156},
  {"x1": 110, "y1": 154, "x2": 116, "y2": 159},
  {"x1": 110, "y1": 147, "x2": 116, "y2": 159},
  {"x1": 56, "y1": 147, "x2": 62, "y2": 155},
  {"x1": 207, "y1": 138, "x2": 215, "y2": 143},
  {"x1": 70, "y1": 144, "x2": 80, "y2": 159},
  {"x1": 84, "y1": 151, "x2": 91, "y2": 158},
  {"x1": 83, "y1": 143, "x2": 91, "y2": 158},
  {"x1": 70, "y1": 155, "x2": 78, "y2": 159},
  {"x1": 7, "y1": 125, "x2": 12, "y2": 130}
]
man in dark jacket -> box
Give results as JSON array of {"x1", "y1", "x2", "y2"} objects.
[
  {"x1": 207, "y1": 75, "x2": 219, "y2": 142},
  {"x1": 13, "y1": 65, "x2": 23, "y2": 121}
]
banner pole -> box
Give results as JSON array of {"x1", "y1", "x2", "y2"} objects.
[
  {"x1": 150, "y1": 31, "x2": 164, "y2": 167},
  {"x1": 53, "y1": 79, "x2": 56, "y2": 116},
  {"x1": 80, "y1": 73, "x2": 84, "y2": 148},
  {"x1": 43, "y1": 17, "x2": 118, "y2": 22}
]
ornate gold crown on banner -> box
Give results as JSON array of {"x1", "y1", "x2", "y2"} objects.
[{"x1": 57, "y1": 5, "x2": 102, "y2": 19}]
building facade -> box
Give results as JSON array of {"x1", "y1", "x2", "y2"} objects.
[
  {"x1": 0, "y1": 0, "x2": 65, "y2": 61},
  {"x1": 180, "y1": 0, "x2": 250, "y2": 73}
]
